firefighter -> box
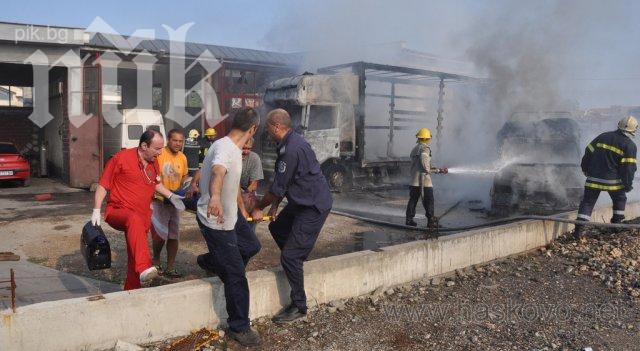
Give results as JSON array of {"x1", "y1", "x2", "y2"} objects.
[
  {"x1": 406, "y1": 128, "x2": 447, "y2": 228},
  {"x1": 183, "y1": 129, "x2": 201, "y2": 176},
  {"x1": 574, "y1": 116, "x2": 638, "y2": 239},
  {"x1": 200, "y1": 127, "x2": 217, "y2": 166}
]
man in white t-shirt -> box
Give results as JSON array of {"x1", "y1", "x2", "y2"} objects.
[{"x1": 196, "y1": 108, "x2": 263, "y2": 347}]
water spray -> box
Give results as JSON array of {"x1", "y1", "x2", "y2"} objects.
[{"x1": 446, "y1": 158, "x2": 525, "y2": 175}]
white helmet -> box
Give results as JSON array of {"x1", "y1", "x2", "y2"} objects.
[{"x1": 618, "y1": 116, "x2": 638, "y2": 136}]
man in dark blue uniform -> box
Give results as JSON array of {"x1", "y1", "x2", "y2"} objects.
[
  {"x1": 254, "y1": 108, "x2": 333, "y2": 323},
  {"x1": 575, "y1": 116, "x2": 638, "y2": 239}
]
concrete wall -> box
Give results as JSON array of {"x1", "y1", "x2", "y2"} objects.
[{"x1": 2, "y1": 202, "x2": 638, "y2": 351}]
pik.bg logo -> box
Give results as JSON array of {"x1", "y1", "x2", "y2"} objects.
[{"x1": 20, "y1": 17, "x2": 225, "y2": 129}]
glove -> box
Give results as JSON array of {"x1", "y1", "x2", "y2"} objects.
[
  {"x1": 91, "y1": 208, "x2": 101, "y2": 226},
  {"x1": 168, "y1": 193, "x2": 186, "y2": 211},
  {"x1": 625, "y1": 185, "x2": 633, "y2": 193}
]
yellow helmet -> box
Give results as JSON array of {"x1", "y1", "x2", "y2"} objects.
[
  {"x1": 188, "y1": 129, "x2": 200, "y2": 139},
  {"x1": 618, "y1": 116, "x2": 638, "y2": 136},
  {"x1": 416, "y1": 128, "x2": 432, "y2": 140},
  {"x1": 204, "y1": 128, "x2": 217, "y2": 137}
]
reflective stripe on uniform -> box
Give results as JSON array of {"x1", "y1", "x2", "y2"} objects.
[
  {"x1": 584, "y1": 182, "x2": 625, "y2": 191},
  {"x1": 587, "y1": 144, "x2": 595, "y2": 152},
  {"x1": 586, "y1": 177, "x2": 622, "y2": 184},
  {"x1": 621, "y1": 157, "x2": 637, "y2": 164},
  {"x1": 577, "y1": 214, "x2": 591, "y2": 221},
  {"x1": 613, "y1": 210, "x2": 625, "y2": 215},
  {"x1": 596, "y1": 143, "x2": 624, "y2": 156}
]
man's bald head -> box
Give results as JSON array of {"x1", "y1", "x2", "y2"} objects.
[
  {"x1": 267, "y1": 108, "x2": 292, "y2": 129},
  {"x1": 265, "y1": 108, "x2": 293, "y2": 142}
]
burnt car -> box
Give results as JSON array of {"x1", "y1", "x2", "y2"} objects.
[
  {"x1": 491, "y1": 115, "x2": 583, "y2": 215},
  {"x1": 0, "y1": 142, "x2": 30, "y2": 187}
]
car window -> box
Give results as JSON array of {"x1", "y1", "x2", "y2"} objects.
[{"x1": 0, "y1": 144, "x2": 18, "y2": 154}]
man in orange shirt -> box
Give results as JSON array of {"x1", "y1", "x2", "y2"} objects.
[
  {"x1": 91, "y1": 129, "x2": 185, "y2": 290},
  {"x1": 151, "y1": 129, "x2": 189, "y2": 278}
]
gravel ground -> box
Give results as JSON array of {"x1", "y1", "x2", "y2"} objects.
[{"x1": 147, "y1": 223, "x2": 640, "y2": 351}]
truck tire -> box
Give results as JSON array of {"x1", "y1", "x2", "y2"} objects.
[{"x1": 323, "y1": 164, "x2": 351, "y2": 192}]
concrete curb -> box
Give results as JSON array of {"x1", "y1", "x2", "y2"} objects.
[{"x1": 2, "y1": 202, "x2": 637, "y2": 350}]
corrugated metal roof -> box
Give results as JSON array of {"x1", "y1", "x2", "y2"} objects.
[{"x1": 87, "y1": 33, "x2": 298, "y2": 66}]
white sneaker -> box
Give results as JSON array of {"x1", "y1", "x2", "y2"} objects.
[{"x1": 139, "y1": 266, "x2": 159, "y2": 284}]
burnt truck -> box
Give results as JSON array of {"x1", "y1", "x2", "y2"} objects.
[
  {"x1": 261, "y1": 62, "x2": 468, "y2": 190},
  {"x1": 490, "y1": 112, "x2": 584, "y2": 215}
]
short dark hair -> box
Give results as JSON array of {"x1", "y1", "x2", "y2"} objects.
[
  {"x1": 139, "y1": 129, "x2": 162, "y2": 147},
  {"x1": 231, "y1": 107, "x2": 260, "y2": 132},
  {"x1": 167, "y1": 128, "x2": 184, "y2": 140}
]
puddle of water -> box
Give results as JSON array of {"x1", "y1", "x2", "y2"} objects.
[{"x1": 353, "y1": 231, "x2": 417, "y2": 251}]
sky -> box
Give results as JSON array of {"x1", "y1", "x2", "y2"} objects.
[{"x1": 2, "y1": 0, "x2": 639, "y2": 108}]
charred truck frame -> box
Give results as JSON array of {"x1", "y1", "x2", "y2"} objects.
[
  {"x1": 491, "y1": 112, "x2": 584, "y2": 215},
  {"x1": 262, "y1": 62, "x2": 469, "y2": 190}
]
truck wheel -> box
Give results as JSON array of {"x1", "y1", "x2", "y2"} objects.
[{"x1": 323, "y1": 164, "x2": 350, "y2": 192}]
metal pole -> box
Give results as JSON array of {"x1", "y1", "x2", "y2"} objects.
[
  {"x1": 388, "y1": 83, "x2": 395, "y2": 158},
  {"x1": 10, "y1": 269, "x2": 16, "y2": 313},
  {"x1": 436, "y1": 77, "x2": 445, "y2": 152}
]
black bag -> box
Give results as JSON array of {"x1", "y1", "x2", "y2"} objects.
[{"x1": 81, "y1": 221, "x2": 112, "y2": 270}]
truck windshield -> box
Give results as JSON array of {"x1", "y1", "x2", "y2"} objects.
[
  {"x1": 128, "y1": 125, "x2": 143, "y2": 140},
  {"x1": 308, "y1": 105, "x2": 337, "y2": 131},
  {"x1": 128, "y1": 124, "x2": 161, "y2": 141}
]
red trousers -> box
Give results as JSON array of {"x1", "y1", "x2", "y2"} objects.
[{"x1": 105, "y1": 206, "x2": 152, "y2": 290}]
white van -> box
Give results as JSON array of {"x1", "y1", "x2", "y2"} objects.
[{"x1": 103, "y1": 109, "x2": 166, "y2": 161}]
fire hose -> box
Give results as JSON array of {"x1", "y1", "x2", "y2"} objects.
[{"x1": 330, "y1": 210, "x2": 640, "y2": 233}]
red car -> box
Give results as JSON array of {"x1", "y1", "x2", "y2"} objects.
[{"x1": 0, "y1": 142, "x2": 30, "y2": 186}]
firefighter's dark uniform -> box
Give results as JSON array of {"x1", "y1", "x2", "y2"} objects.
[
  {"x1": 268, "y1": 130, "x2": 333, "y2": 314},
  {"x1": 183, "y1": 137, "x2": 201, "y2": 176},
  {"x1": 200, "y1": 138, "x2": 213, "y2": 167},
  {"x1": 577, "y1": 130, "x2": 637, "y2": 225}
]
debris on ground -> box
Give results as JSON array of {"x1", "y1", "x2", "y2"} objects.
[
  {"x1": 0, "y1": 252, "x2": 20, "y2": 261},
  {"x1": 550, "y1": 221, "x2": 640, "y2": 300},
  {"x1": 34, "y1": 193, "x2": 53, "y2": 201},
  {"x1": 114, "y1": 340, "x2": 143, "y2": 351},
  {"x1": 150, "y1": 328, "x2": 225, "y2": 351}
]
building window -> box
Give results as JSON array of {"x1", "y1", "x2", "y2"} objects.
[
  {"x1": 103, "y1": 84, "x2": 122, "y2": 105},
  {"x1": 225, "y1": 69, "x2": 256, "y2": 94},
  {"x1": 186, "y1": 91, "x2": 202, "y2": 108},
  {"x1": 0, "y1": 86, "x2": 33, "y2": 108},
  {"x1": 83, "y1": 65, "x2": 99, "y2": 115},
  {"x1": 152, "y1": 86, "x2": 163, "y2": 110}
]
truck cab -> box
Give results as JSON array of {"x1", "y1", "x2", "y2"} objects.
[{"x1": 262, "y1": 73, "x2": 358, "y2": 190}]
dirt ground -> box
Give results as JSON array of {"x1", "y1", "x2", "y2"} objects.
[
  {"x1": 0, "y1": 180, "x2": 442, "y2": 287},
  {"x1": 0, "y1": 191, "x2": 418, "y2": 286},
  {"x1": 146, "y1": 224, "x2": 640, "y2": 351}
]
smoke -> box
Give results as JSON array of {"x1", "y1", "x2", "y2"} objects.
[{"x1": 260, "y1": 0, "x2": 640, "y2": 209}]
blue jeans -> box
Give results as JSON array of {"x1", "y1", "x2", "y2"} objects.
[{"x1": 196, "y1": 212, "x2": 261, "y2": 332}]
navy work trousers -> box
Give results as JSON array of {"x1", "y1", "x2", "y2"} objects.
[
  {"x1": 268, "y1": 203, "x2": 330, "y2": 313},
  {"x1": 577, "y1": 188, "x2": 627, "y2": 223}
]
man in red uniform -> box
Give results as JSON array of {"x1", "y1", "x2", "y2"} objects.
[{"x1": 91, "y1": 129, "x2": 185, "y2": 290}]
